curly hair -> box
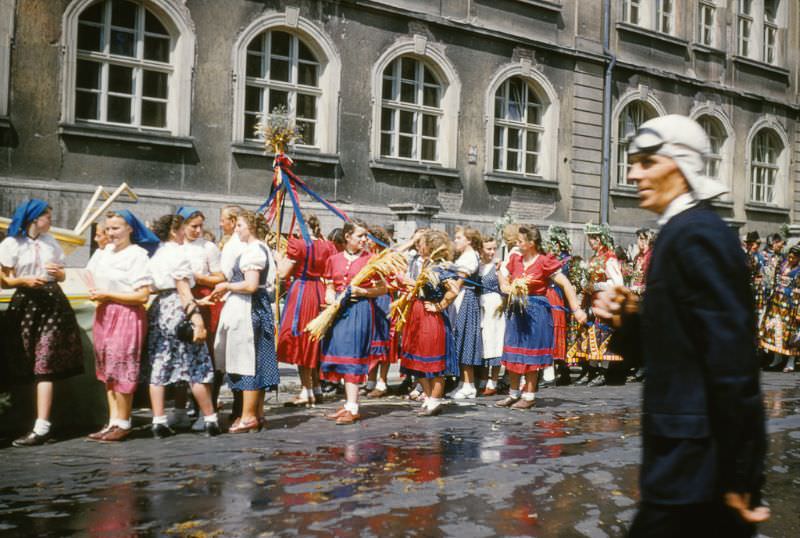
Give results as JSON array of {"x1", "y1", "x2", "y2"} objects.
[
  {"x1": 423, "y1": 230, "x2": 453, "y2": 263},
  {"x1": 238, "y1": 210, "x2": 269, "y2": 240},
  {"x1": 150, "y1": 214, "x2": 184, "y2": 242},
  {"x1": 518, "y1": 225, "x2": 543, "y2": 252},
  {"x1": 307, "y1": 214, "x2": 322, "y2": 239},
  {"x1": 455, "y1": 226, "x2": 483, "y2": 252}
]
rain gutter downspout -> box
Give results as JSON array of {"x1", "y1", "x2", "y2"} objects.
[{"x1": 600, "y1": 0, "x2": 616, "y2": 225}]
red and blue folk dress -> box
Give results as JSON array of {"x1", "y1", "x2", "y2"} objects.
[
  {"x1": 399, "y1": 266, "x2": 458, "y2": 378},
  {"x1": 544, "y1": 251, "x2": 572, "y2": 361},
  {"x1": 320, "y1": 250, "x2": 375, "y2": 383},
  {"x1": 278, "y1": 237, "x2": 336, "y2": 368},
  {"x1": 502, "y1": 253, "x2": 562, "y2": 374}
]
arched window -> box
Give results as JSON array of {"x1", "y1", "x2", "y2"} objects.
[
  {"x1": 491, "y1": 76, "x2": 546, "y2": 175},
  {"x1": 615, "y1": 100, "x2": 659, "y2": 185},
  {"x1": 379, "y1": 56, "x2": 443, "y2": 162},
  {"x1": 243, "y1": 30, "x2": 320, "y2": 145},
  {"x1": 696, "y1": 115, "x2": 726, "y2": 180},
  {"x1": 749, "y1": 129, "x2": 783, "y2": 204},
  {"x1": 62, "y1": 0, "x2": 194, "y2": 136}
]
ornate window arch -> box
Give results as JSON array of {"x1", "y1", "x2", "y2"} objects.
[
  {"x1": 61, "y1": 0, "x2": 195, "y2": 135},
  {"x1": 371, "y1": 36, "x2": 461, "y2": 168},
  {"x1": 483, "y1": 61, "x2": 559, "y2": 181},
  {"x1": 612, "y1": 90, "x2": 666, "y2": 186},
  {"x1": 232, "y1": 11, "x2": 340, "y2": 153},
  {"x1": 690, "y1": 104, "x2": 734, "y2": 196},
  {"x1": 746, "y1": 118, "x2": 789, "y2": 206}
]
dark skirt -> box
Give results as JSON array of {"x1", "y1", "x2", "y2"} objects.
[
  {"x1": 2, "y1": 283, "x2": 83, "y2": 383},
  {"x1": 227, "y1": 289, "x2": 279, "y2": 391},
  {"x1": 320, "y1": 298, "x2": 373, "y2": 384},
  {"x1": 451, "y1": 287, "x2": 483, "y2": 371},
  {"x1": 502, "y1": 295, "x2": 554, "y2": 374}
]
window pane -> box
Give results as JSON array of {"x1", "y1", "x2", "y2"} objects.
[
  {"x1": 506, "y1": 150, "x2": 519, "y2": 172},
  {"x1": 399, "y1": 111, "x2": 415, "y2": 134},
  {"x1": 494, "y1": 94, "x2": 504, "y2": 119},
  {"x1": 79, "y1": 2, "x2": 103, "y2": 23},
  {"x1": 145, "y1": 10, "x2": 168, "y2": 35},
  {"x1": 400, "y1": 82, "x2": 416, "y2": 104},
  {"x1": 248, "y1": 34, "x2": 265, "y2": 54},
  {"x1": 75, "y1": 91, "x2": 99, "y2": 120},
  {"x1": 297, "y1": 40, "x2": 316, "y2": 62},
  {"x1": 144, "y1": 36, "x2": 170, "y2": 63},
  {"x1": 247, "y1": 53, "x2": 263, "y2": 78},
  {"x1": 507, "y1": 128, "x2": 521, "y2": 150},
  {"x1": 76, "y1": 60, "x2": 101, "y2": 90},
  {"x1": 401, "y1": 58, "x2": 416, "y2": 80},
  {"x1": 525, "y1": 154, "x2": 538, "y2": 175},
  {"x1": 297, "y1": 121, "x2": 314, "y2": 145},
  {"x1": 297, "y1": 62, "x2": 318, "y2": 87},
  {"x1": 269, "y1": 58, "x2": 290, "y2": 82},
  {"x1": 268, "y1": 89, "x2": 288, "y2": 111},
  {"x1": 381, "y1": 108, "x2": 394, "y2": 131},
  {"x1": 507, "y1": 78, "x2": 524, "y2": 121},
  {"x1": 271, "y1": 31, "x2": 291, "y2": 57},
  {"x1": 493, "y1": 148, "x2": 502, "y2": 170},
  {"x1": 142, "y1": 70, "x2": 168, "y2": 99},
  {"x1": 78, "y1": 24, "x2": 103, "y2": 52},
  {"x1": 244, "y1": 112, "x2": 259, "y2": 139},
  {"x1": 141, "y1": 100, "x2": 166, "y2": 127},
  {"x1": 399, "y1": 135, "x2": 414, "y2": 158},
  {"x1": 423, "y1": 66, "x2": 437, "y2": 86},
  {"x1": 111, "y1": 0, "x2": 137, "y2": 29},
  {"x1": 493, "y1": 126, "x2": 504, "y2": 147},
  {"x1": 107, "y1": 95, "x2": 132, "y2": 123},
  {"x1": 422, "y1": 114, "x2": 437, "y2": 137},
  {"x1": 245, "y1": 86, "x2": 262, "y2": 112},
  {"x1": 527, "y1": 101, "x2": 541, "y2": 125},
  {"x1": 380, "y1": 133, "x2": 392, "y2": 156},
  {"x1": 421, "y1": 139, "x2": 436, "y2": 161},
  {"x1": 108, "y1": 64, "x2": 133, "y2": 94},
  {"x1": 382, "y1": 78, "x2": 394, "y2": 100},
  {"x1": 526, "y1": 131, "x2": 539, "y2": 152},
  {"x1": 110, "y1": 29, "x2": 135, "y2": 57},
  {"x1": 423, "y1": 85, "x2": 439, "y2": 107},
  {"x1": 296, "y1": 93, "x2": 316, "y2": 120}
]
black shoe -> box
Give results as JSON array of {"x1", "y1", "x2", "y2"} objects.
[
  {"x1": 203, "y1": 421, "x2": 221, "y2": 437},
  {"x1": 151, "y1": 423, "x2": 175, "y2": 439},
  {"x1": 12, "y1": 431, "x2": 50, "y2": 447},
  {"x1": 587, "y1": 374, "x2": 607, "y2": 387},
  {"x1": 574, "y1": 372, "x2": 593, "y2": 386}
]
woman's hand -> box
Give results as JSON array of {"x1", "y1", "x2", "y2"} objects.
[
  {"x1": 423, "y1": 302, "x2": 440, "y2": 313},
  {"x1": 324, "y1": 289, "x2": 336, "y2": 306},
  {"x1": 350, "y1": 285, "x2": 366, "y2": 298},
  {"x1": 192, "y1": 322, "x2": 207, "y2": 343},
  {"x1": 45, "y1": 263, "x2": 65, "y2": 281},
  {"x1": 21, "y1": 276, "x2": 47, "y2": 288},
  {"x1": 88, "y1": 289, "x2": 108, "y2": 303},
  {"x1": 209, "y1": 281, "x2": 228, "y2": 301},
  {"x1": 573, "y1": 307, "x2": 588, "y2": 325}
]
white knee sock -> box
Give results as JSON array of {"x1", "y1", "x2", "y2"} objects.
[
  {"x1": 375, "y1": 380, "x2": 387, "y2": 392},
  {"x1": 521, "y1": 392, "x2": 536, "y2": 401},
  {"x1": 203, "y1": 413, "x2": 218, "y2": 424},
  {"x1": 33, "y1": 419, "x2": 51, "y2": 436},
  {"x1": 344, "y1": 402, "x2": 359, "y2": 415},
  {"x1": 152, "y1": 415, "x2": 168, "y2": 425}
]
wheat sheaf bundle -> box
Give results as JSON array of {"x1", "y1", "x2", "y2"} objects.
[
  {"x1": 389, "y1": 250, "x2": 447, "y2": 333},
  {"x1": 498, "y1": 277, "x2": 532, "y2": 316},
  {"x1": 305, "y1": 249, "x2": 408, "y2": 341}
]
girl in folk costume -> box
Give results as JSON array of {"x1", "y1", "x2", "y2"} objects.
[
  {"x1": 212, "y1": 211, "x2": 280, "y2": 432},
  {"x1": 0, "y1": 200, "x2": 83, "y2": 447},
  {"x1": 495, "y1": 226, "x2": 586, "y2": 410},
  {"x1": 364, "y1": 225, "x2": 396, "y2": 399},
  {"x1": 544, "y1": 226, "x2": 575, "y2": 386},
  {"x1": 629, "y1": 228, "x2": 654, "y2": 295},
  {"x1": 276, "y1": 215, "x2": 336, "y2": 406},
  {"x1": 478, "y1": 236, "x2": 504, "y2": 396},
  {"x1": 568, "y1": 223, "x2": 624, "y2": 387},
  {"x1": 396, "y1": 230, "x2": 459, "y2": 416},
  {"x1": 759, "y1": 244, "x2": 800, "y2": 371},
  {"x1": 320, "y1": 221, "x2": 388, "y2": 425},
  {"x1": 145, "y1": 214, "x2": 219, "y2": 438},
  {"x1": 86, "y1": 211, "x2": 157, "y2": 442},
  {"x1": 449, "y1": 227, "x2": 484, "y2": 399}
]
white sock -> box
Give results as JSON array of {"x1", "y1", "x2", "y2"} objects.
[
  {"x1": 376, "y1": 380, "x2": 387, "y2": 391},
  {"x1": 486, "y1": 379, "x2": 496, "y2": 390},
  {"x1": 787, "y1": 357, "x2": 796, "y2": 370},
  {"x1": 427, "y1": 397, "x2": 441, "y2": 407},
  {"x1": 463, "y1": 382, "x2": 475, "y2": 392},
  {"x1": 518, "y1": 379, "x2": 525, "y2": 390},
  {"x1": 522, "y1": 392, "x2": 536, "y2": 401},
  {"x1": 153, "y1": 415, "x2": 168, "y2": 425},
  {"x1": 33, "y1": 419, "x2": 51, "y2": 436},
  {"x1": 509, "y1": 389, "x2": 521, "y2": 399},
  {"x1": 365, "y1": 381, "x2": 376, "y2": 391},
  {"x1": 344, "y1": 402, "x2": 359, "y2": 415},
  {"x1": 203, "y1": 413, "x2": 218, "y2": 424},
  {"x1": 113, "y1": 418, "x2": 132, "y2": 430}
]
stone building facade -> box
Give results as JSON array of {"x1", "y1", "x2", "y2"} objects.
[{"x1": 0, "y1": 0, "x2": 798, "y2": 261}]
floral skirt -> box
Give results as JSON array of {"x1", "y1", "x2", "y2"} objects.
[
  {"x1": 759, "y1": 302, "x2": 800, "y2": 356},
  {"x1": 93, "y1": 302, "x2": 146, "y2": 394},
  {"x1": 2, "y1": 283, "x2": 83, "y2": 383},
  {"x1": 144, "y1": 291, "x2": 214, "y2": 386}
]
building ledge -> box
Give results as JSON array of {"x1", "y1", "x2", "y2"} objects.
[
  {"x1": 616, "y1": 22, "x2": 689, "y2": 51},
  {"x1": 710, "y1": 199, "x2": 734, "y2": 209},
  {"x1": 744, "y1": 202, "x2": 790, "y2": 216},
  {"x1": 690, "y1": 43, "x2": 726, "y2": 57},
  {"x1": 388, "y1": 202, "x2": 440, "y2": 217},
  {"x1": 511, "y1": 0, "x2": 563, "y2": 13},
  {"x1": 231, "y1": 142, "x2": 340, "y2": 165},
  {"x1": 59, "y1": 123, "x2": 194, "y2": 149},
  {"x1": 484, "y1": 172, "x2": 558, "y2": 189},
  {"x1": 732, "y1": 56, "x2": 790, "y2": 79},
  {"x1": 609, "y1": 187, "x2": 640, "y2": 199},
  {"x1": 370, "y1": 159, "x2": 460, "y2": 179}
]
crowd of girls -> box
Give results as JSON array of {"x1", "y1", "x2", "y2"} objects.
[{"x1": 4, "y1": 197, "x2": 796, "y2": 444}]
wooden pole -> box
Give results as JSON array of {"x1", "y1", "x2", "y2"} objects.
[
  {"x1": 74, "y1": 182, "x2": 130, "y2": 235},
  {"x1": 73, "y1": 185, "x2": 105, "y2": 232}
]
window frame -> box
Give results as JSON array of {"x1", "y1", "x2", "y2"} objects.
[
  {"x1": 748, "y1": 129, "x2": 782, "y2": 205},
  {"x1": 491, "y1": 76, "x2": 546, "y2": 176},
  {"x1": 621, "y1": 0, "x2": 676, "y2": 35},
  {"x1": 61, "y1": 0, "x2": 195, "y2": 137},
  {"x1": 611, "y1": 91, "x2": 666, "y2": 188},
  {"x1": 736, "y1": 0, "x2": 784, "y2": 65},
  {"x1": 690, "y1": 108, "x2": 734, "y2": 201}
]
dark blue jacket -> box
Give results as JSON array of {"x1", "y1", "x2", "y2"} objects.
[{"x1": 612, "y1": 203, "x2": 766, "y2": 505}]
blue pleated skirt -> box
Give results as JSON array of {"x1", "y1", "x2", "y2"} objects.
[
  {"x1": 502, "y1": 295, "x2": 554, "y2": 374},
  {"x1": 320, "y1": 298, "x2": 373, "y2": 383}
]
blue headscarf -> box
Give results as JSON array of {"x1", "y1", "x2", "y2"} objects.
[
  {"x1": 7, "y1": 199, "x2": 49, "y2": 237},
  {"x1": 176, "y1": 206, "x2": 202, "y2": 221},
  {"x1": 115, "y1": 210, "x2": 160, "y2": 256}
]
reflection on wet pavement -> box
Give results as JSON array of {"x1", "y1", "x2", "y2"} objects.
[{"x1": 0, "y1": 373, "x2": 798, "y2": 537}]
